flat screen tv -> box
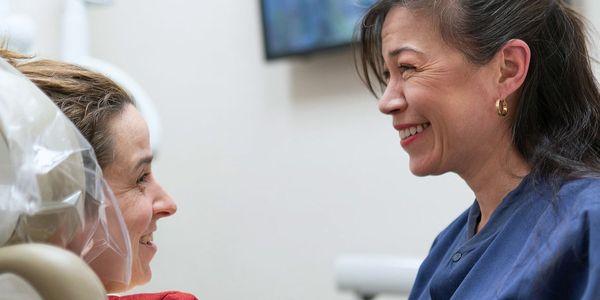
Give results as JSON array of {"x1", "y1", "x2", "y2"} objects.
[{"x1": 260, "y1": 0, "x2": 377, "y2": 60}]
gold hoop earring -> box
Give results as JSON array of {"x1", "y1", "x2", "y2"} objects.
[{"x1": 496, "y1": 99, "x2": 508, "y2": 117}]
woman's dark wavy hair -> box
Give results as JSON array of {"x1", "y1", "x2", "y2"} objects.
[{"x1": 356, "y1": 0, "x2": 600, "y2": 183}]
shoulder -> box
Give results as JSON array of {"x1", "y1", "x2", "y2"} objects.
[
  {"x1": 558, "y1": 177, "x2": 600, "y2": 213},
  {"x1": 543, "y1": 177, "x2": 600, "y2": 246},
  {"x1": 560, "y1": 176, "x2": 600, "y2": 199}
]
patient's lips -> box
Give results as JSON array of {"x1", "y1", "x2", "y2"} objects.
[
  {"x1": 140, "y1": 233, "x2": 153, "y2": 246},
  {"x1": 140, "y1": 223, "x2": 158, "y2": 254}
]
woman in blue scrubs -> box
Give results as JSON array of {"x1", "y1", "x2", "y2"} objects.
[{"x1": 356, "y1": 0, "x2": 600, "y2": 299}]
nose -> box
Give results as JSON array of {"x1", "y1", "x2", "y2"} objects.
[
  {"x1": 153, "y1": 182, "x2": 177, "y2": 219},
  {"x1": 378, "y1": 84, "x2": 408, "y2": 115}
]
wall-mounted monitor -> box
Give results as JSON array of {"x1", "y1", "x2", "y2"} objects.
[{"x1": 260, "y1": 0, "x2": 377, "y2": 60}]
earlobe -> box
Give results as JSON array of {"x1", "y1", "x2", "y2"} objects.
[{"x1": 497, "y1": 39, "x2": 531, "y2": 98}]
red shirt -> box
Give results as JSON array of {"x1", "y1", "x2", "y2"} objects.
[{"x1": 109, "y1": 291, "x2": 197, "y2": 300}]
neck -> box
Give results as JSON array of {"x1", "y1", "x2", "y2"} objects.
[{"x1": 458, "y1": 143, "x2": 530, "y2": 233}]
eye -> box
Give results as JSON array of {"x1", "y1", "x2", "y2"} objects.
[
  {"x1": 137, "y1": 173, "x2": 150, "y2": 185},
  {"x1": 398, "y1": 64, "x2": 416, "y2": 74},
  {"x1": 136, "y1": 173, "x2": 151, "y2": 193}
]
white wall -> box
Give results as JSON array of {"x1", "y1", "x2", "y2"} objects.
[
  {"x1": 10, "y1": 0, "x2": 63, "y2": 57},
  {"x1": 8, "y1": 1, "x2": 600, "y2": 299},
  {"x1": 582, "y1": 0, "x2": 600, "y2": 78}
]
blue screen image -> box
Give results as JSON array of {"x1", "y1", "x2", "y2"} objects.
[{"x1": 262, "y1": 0, "x2": 377, "y2": 59}]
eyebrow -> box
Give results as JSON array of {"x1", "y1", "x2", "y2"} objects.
[
  {"x1": 387, "y1": 46, "x2": 424, "y2": 59},
  {"x1": 134, "y1": 154, "x2": 154, "y2": 172}
]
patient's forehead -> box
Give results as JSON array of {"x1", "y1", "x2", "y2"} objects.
[{"x1": 108, "y1": 104, "x2": 151, "y2": 170}]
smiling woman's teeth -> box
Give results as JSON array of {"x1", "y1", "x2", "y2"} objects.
[
  {"x1": 400, "y1": 123, "x2": 429, "y2": 140},
  {"x1": 140, "y1": 234, "x2": 153, "y2": 245}
]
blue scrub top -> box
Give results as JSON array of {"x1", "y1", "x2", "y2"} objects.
[{"x1": 409, "y1": 176, "x2": 600, "y2": 299}]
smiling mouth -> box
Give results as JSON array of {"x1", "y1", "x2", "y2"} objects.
[
  {"x1": 400, "y1": 123, "x2": 430, "y2": 141},
  {"x1": 140, "y1": 233, "x2": 153, "y2": 246}
]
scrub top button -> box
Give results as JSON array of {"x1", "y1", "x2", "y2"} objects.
[{"x1": 452, "y1": 252, "x2": 462, "y2": 262}]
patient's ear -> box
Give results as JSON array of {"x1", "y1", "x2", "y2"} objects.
[{"x1": 494, "y1": 39, "x2": 531, "y2": 99}]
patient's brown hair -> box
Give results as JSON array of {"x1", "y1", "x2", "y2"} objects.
[{"x1": 1, "y1": 50, "x2": 134, "y2": 168}]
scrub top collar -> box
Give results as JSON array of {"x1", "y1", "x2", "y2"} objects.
[{"x1": 464, "y1": 173, "x2": 538, "y2": 243}]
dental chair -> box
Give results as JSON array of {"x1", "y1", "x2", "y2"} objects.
[
  {"x1": 0, "y1": 244, "x2": 105, "y2": 299},
  {"x1": 335, "y1": 254, "x2": 422, "y2": 299},
  {"x1": 0, "y1": 56, "x2": 131, "y2": 299}
]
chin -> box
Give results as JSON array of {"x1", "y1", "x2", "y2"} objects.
[
  {"x1": 104, "y1": 281, "x2": 129, "y2": 293},
  {"x1": 408, "y1": 157, "x2": 431, "y2": 176},
  {"x1": 409, "y1": 166, "x2": 431, "y2": 177},
  {"x1": 408, "y1": 157, "x2": 445, "y2": 177},
  {"x1": 131, "y1": 266, "x2": 152, "y2": 287},
  {"x1": 129, "y1": 253, "x2": 153, "y2": 288}
]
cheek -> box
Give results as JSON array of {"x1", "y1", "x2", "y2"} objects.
[
  {"x1": 406, "y1": 81, "x2": 461, "y2": 139},
  {"x1": 404, "y1": 82, "x2": 479, "y2": 174},
  {"x1": 413, "y1": 70, "x2": 484, "y2": 131},
  {"x1": 403, "y1": 63, "x2": 495, "y2": 174},
  {"x1": 117, "y1": 192, "x2": 153, "y2": 239}
]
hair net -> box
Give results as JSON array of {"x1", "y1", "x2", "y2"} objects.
[{"x1": 0, "y1": 57, "x2": 132, "y2": 287}]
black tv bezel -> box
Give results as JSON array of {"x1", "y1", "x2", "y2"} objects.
[{"x1": 259, "y1": 0, "x2": 359, "y2": 61}]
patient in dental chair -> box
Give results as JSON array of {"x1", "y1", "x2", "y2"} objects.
[{"x1": 1, "y1": 50, "x2": 197, "y2": 299}]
